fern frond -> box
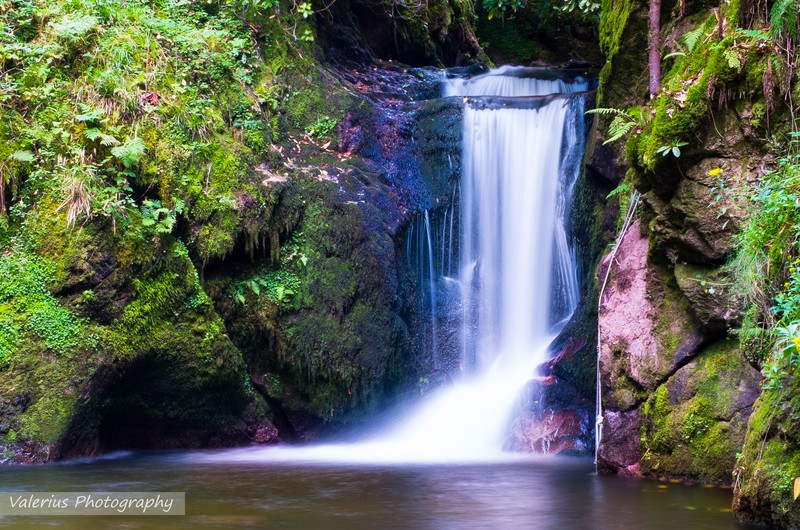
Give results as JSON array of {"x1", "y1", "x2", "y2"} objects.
[
  {"x1": 85, "y1": 128, "x2": 120, "y2": 146},
  {"x1": 585, "y1": 107, "x2": 627, "y2": 116},
  {"x1": 603, "y1": 115, "x2": 636, "y2": 144},
  {"x1": 684, "y1": 26, "x2": 705, "y2": 52},
  {"x1": 736, "y1": 28, "x2": 771, "y2": 41},
  {"x1": 770, "y1": 0, "x2": 798, "y2": 39}
]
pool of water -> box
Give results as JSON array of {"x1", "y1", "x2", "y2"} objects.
[{"x1": 0, "y1": 450, "x2": 755, "y2": 529}]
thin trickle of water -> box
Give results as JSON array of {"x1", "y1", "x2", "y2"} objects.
[
  {"x1": 405, "y1": 201, "x2": 459, "y2": 370},
  {"x1": 423, "y1": 210, "x2": 440, "y2": 368}
]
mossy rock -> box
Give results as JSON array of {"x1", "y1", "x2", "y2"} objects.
[
  {"x1": 599, "y1": 222, "x2": 704, "y2": 411},
  {"x1": 734, "y1": 375, "x2": 800, "y2": 527},
  {"x1": 640, "y1": 339, "x2": 761, "y2": 483},
  {"x1": 674, "y1": 262, "x2": 743, "y2": 332}
]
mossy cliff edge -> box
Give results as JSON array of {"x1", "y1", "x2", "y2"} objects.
[
  {"x1": 0, "y1": 0, "x2": 480, "y2": 462},
  {"x1": 593, "y1": 0, "x2": 800, "y2": 525}
]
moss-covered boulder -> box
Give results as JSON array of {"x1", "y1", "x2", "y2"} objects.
[
  {"x1": 639, "y1": 340, "x2": 761, "y2": 482},
  {"x1": 734, "y1": 376, "x2": 800, "y2": 528},
  {"x1": 0, "y1": 222, "x2": 268, "y2": 463},
  {"x1": 596, "y1": 215, "x2": 761, "y2": 482}
]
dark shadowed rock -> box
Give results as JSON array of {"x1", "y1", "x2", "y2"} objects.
[{"x1": 597, "y1": 409, "x2": 642, "y2": 475}]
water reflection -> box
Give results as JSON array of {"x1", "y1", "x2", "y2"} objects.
[{"x1": 0, "y1": 453, "x2": 753, "y2": 529}]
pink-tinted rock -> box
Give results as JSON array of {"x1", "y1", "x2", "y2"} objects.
[
  {"x1": 596, "y1": 409, "x2": 642, "y2": 475},
  {"x1": 598, "y1": 219, "x2": 703, "y2": 411},
  {"x1": 505, "y1": 409, "x2": 590, "y2": 455}
]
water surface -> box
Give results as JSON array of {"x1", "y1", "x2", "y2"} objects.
[{"x1": 0, "y1": 451, "x2": 754, "y2": 529}]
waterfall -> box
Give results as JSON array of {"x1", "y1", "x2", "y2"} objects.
[
  {"x1": 211, "y1": 67, "x2": 590, "y2": 464},
  {"x1": 357, "y1": 67, "x2": 588, "y2": 461}
]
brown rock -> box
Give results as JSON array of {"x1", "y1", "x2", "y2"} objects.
[{"x1": 597, "y1": 409, "x2": 642, "y2": 474}]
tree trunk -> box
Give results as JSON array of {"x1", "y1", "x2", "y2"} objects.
[{"x1": 648, "y1": 0, "x2": 661, "y2": 97}]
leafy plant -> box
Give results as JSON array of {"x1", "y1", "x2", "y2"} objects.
[
  {"x1": 305, "y1": 116, "x2": 337, "y2": 137},
  {"x1": 140, "y1": 198, "x2": 184, "y2": 234},
  {"x1": 297, "y1": 2, "x2": 313, "y2": 18},
  {"x1": 10, "y1": 151, "x2": 35, "y2": 163},
  {"x1": 51, "y1": 13, "x2": 99, "y2": 43},
  {"x1": 657, "y1": 139, "x2": 688, "y2": 158},
  {"x1": 770, "y1": 0, "x2": 799, "y2": 39},
  {"x1": 111, "y1": 137, "x2": 146, "y2": 169},
  {"x1": 684, "y1": 25, "x2": 705, "y2": 53},
  {"x1": 585, "y1": 107, "x2": 644, "y2": 144}
]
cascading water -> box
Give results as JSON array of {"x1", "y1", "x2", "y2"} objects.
[
  {"x1": 375, "y1": 67, "x2": 587, "y2": 460},
  {"x1": 201, "y1": 66, "x2": 589, "y2": 464}
]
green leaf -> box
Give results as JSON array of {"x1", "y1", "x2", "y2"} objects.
[
  {"x1": 75, "y1": 106, "x2": 105, "y2": 123},
  {"x1": 10, "y1": 150, "x2": 35, "y2": 163},
  {"x1": 684, "y1": 26, "x2": 705, "y2": 52},
  {"x1": 51, "y1": 13, "x2": 99, "y2": 42},
  {"x1": 111, "y1": 137, "x2": 147, "y2": 168},
  {"x1": 85, "y1": 128, "x2": 120, "y2": 146}
]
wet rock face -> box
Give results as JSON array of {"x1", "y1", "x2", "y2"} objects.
[
  {"x1": 596, "y1": 218, "x2": 761, "y2": 482},
  {"x1": 506, "y1": 408, "x2": 591, "y2": 455},
  {"x1": 506, "y1": 342, "x2": 595, "y2": 457},
  {"x1": 598, "y1": 220, "x2": 704, "y2": 411},
  {"x1": 597, "y1": 409, "x2": 642, "y2": 475}
]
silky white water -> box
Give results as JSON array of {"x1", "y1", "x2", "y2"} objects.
[{"x1": 199, "y1": 68, "x2": 588, "y2": 465}]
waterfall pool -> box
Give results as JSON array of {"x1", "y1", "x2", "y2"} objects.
[{"x1": 0, "y1": 451, "x2": 755, "y2": 529}]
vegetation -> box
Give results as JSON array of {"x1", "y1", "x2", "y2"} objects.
[
  {"x1": 732, "y1": 133, "x2": 800, "y2": 389},
  {"x1": 0, "y1": 0, "x2": 404, "y2": 457}
]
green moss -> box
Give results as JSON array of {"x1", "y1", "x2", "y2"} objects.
[
  {"x1": 18, "y1": 392, "x2": 77, "y2": 444},
  {"x1": 734, "y1": 376, "x2": 800, "y2": 527},
  {"x1": 599, "y1": 0, "x2": 633, "y2": 60},
  {"x1": 640, "y1": 341, "x2": 755, "y2": 482}
]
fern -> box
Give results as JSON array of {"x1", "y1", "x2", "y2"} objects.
[
  {"x1": 605, "y1": 115, "x2": 637, "y2": 144},
  {"x1": 111, "y1": 138, "x2": 146, "y2": 168},
  {"x1": 736, "y1": 28, "x2": 771, "y2": 41},
  {"x1": 51, "y1": 13, "x2": 99, "y2": 42},
  {"x1": 10, "y1": 150, "x2": 35, "y2": 163},
  {"x1": 770, "y1": 0, "x2": 798, "y2": 38},
  {"x1": 587, "y1": 107, "x2": 641, "y2": 144},
  {"x1": 75, "y1": 105, "x2": 105, "y2": 124},
  {"x1": 85, "y1": 128, "x2": 120, "y2": 146},
  {"x1": 585, "y1": 107, "x2": 627, "y2": 117},
  {"x1": 684, "y1": 25, "x2": 705, "y2": 53}
]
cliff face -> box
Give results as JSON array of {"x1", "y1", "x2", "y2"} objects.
[
  {"x1": 0, "y1": 0, "x2": 476, "y2": 462},
  {"x1": 594, "y1": 0, "x2": 800, "y2": 525}
]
